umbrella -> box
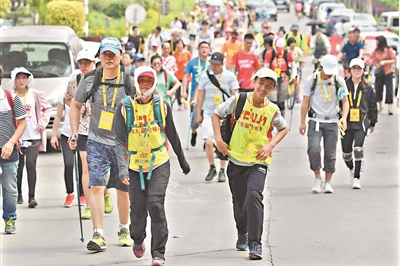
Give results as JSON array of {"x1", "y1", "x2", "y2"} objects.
[{"x1": 306, "y1": 20, "x2": 325, "y2": 26}]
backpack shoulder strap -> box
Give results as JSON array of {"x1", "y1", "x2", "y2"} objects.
[
  {"x1": 121, "y1": 96, "x2": 134, "y2": 138},
  {"x1": 310, "y1": 72, "x2": 318, "y2": 96},
  {"x1": 5, "y1": 90, "x2": 16, "y2": 124},
  {"x1": 87, "y1": 67, "x2": 103, "y2": 102},
  {"x1": 270, "y1": 49, "x2": 276, "y2": 65},
  {"x1": 333, "y1": 75, "x2": 341, "y2": 95},
  {"x1": 283, "y1": 49, "x2": 288, "y2": 64},
  {"x1": 206, "y1": 70, "x2": 230, "y2": 99},
  {"x1": 300, "y1": 34, "x2": 303, "y2": 41},
  {"x1": 163, "y1": 70, "x2": 168, "y2": 90},
  {"x1": 152, "y1": 94, "x2": 164, "y2": 130},
  {"x1": 76, "y1": 73, "x2": 81, "y2": 85},
  {"x1": 234, "y1": 92, "x2": 247, "y2": 122}
]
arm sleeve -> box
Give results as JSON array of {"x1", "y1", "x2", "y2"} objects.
[
  {"x1": 367, "y1": 85, "x2": 378, "y2": 126},
  {"x1": 214, "y1": 95, "x2": 236, "y2": 117},
  {"x1": 272, "y1": 109, "x2": 287, "y2": 131},
  {"x1": 115, "y1": 102, "x2": 129, "y2": 180},
  {"x1": 164, "y1": 103, "x2": 191, "y2": 173}
]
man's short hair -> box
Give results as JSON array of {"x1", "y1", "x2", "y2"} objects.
[
  {"x1": 162, "y1": 41, "x2": 171, "y2": 48},
  {"x1": 201, "y1": 20, "x2": 208, "y2": 26},
  {"x1": 198, "y1": 41, "x2": 210, "y2": 49},
  {"x1": 267, "y1": 32, "x2": 275, "y2": 38},
  {"x1": 132, "y1": 26, "x2": 138, "y2": 31},
  {"x1": 353, "y1": 28, "x2": 360, "y2": 33},
  {"x1": 348, "y1": 31, "x2": 355, "y2": 35},
  {"x1": 156, "y1": 26, "x2": 162, "y2": 32},
  {"x1": 244, "y1": 33, "x2": 254, "y2": 40},
  {"x1": 232, "y1": 31, "x2": 239, "y2": 36},
  {"x1": 264, "y1": 37, "x2": 273, "y2": 47}
]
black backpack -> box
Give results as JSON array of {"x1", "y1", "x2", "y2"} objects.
[{"x1": 84, "y1": 65, "x2": 134, "y2": 102}]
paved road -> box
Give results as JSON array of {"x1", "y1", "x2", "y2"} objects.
[{"x1": 2, "y1": 8, "x2": 399, "y2": 266}]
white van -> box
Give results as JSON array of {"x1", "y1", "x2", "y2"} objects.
[
  {"x1": 0, "y1": 26, "x2": 83, "y2": 148},
  {"x1": 378, "y1": 11, "x2": 399, "y2": 32}
]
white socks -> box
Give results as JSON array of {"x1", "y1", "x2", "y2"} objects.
[
  {"x1": 94, "y1": 228, "x2": 104, "y2": 236},
  {"x1": 120, "y1": 223, "x2": 129, "y2": 230}
]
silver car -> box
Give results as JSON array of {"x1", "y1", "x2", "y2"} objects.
[{"x1": 256, "y1": 1, "x2": 278, "y2": 21}]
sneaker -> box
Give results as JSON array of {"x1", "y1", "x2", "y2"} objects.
[
  {"x1": 4, "y1": 218, "x2": 16, "y2": 234},
  {"x1": 82, "y1": 207, "x2": 91, "y2": 219},
  {"x1": 205, "y1": 167, "x2": 217, "y2": 181},
  {"x1": 236, "y1": 233, "x2": 248, "y2": 250},
  {"x1": 312, "y1": 178, "x2": 322, "y2": 193},
  {"x1": 190, "y1": 132, "x2": 197, "y2": 147},
  {"x1": 218, "y1": 170, "x2": 226, "y2": 182},
  {"x1": 324, "y1": 182, "x2": 334, "y2": 193},
  {"x1": 352, "y1": 178, "x2": 361, "y2": 189},
  {"x1": 118, "y1": 228, "x2": 133, "y2": 247},
  {"x1": 349, "y1": 169, "x2": 355, "y2": 184},
  {"x1": 295, "y1": 96, "x2": 302, "y2": 103},
  {"x1": 133, "y1": 243, "x2": 145, "y2": 258},
  {"x1": 87, "y1": 232, "x2": 107, "y2": 251},
  {"x1": 28, "y1": 198, "x2": 38, "y2": 208},
  {"x1": 80, "y1": 195, "x2": 86, "y2": 206},
  {"x1": 104, "y1": 194, "x2": 114, "y2": 214},
  {"x1": 248, "y1": 243, "x2": 262, "y2": 260},
  {"x1": 17, "y1": 194, "x2": 23, "y2": 204},
  {"x1": 64, "y1": 194, "x2": 74, "y2": 207},
  {"x1": 152, "y1": 257, "x2": 165, "y2": 266}
]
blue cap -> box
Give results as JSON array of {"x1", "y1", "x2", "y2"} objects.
[
  {"x1": 125, "y1": 42, "x2": 135, "y2": 50},
  {"x1": 99, "y1": 37, "x2": 122, "y2": 54},
  {"x1": 133, "y1": 53, "x2": 145, "y2": 61}
]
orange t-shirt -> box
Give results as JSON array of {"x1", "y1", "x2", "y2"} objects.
[
  {"x1": 221, "y1": 40, "x2": 244, "y2": 68},
  {"x1": 174, "y1": 49, "x2": 192, "y2": 81}
]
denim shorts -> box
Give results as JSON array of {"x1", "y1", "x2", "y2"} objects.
[{"x1": 86, "y1": 139, "x2": 128, "y2": 192}]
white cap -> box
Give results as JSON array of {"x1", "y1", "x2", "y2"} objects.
[
  {"x1": 77, "y1": 49, "x2": 95, "y2": 61},
  {"x1": 275, "y1": 38, "x2": 286, "y2": 48},
  {"x1": 254, "y1": 68, "x2": 278, "y2": 85},
  {"x1": 349, "y1": 58, "x2": 365, "y2": 69},
  {"x1": 320, "y1": 54, "x2": 338, "y2": 75}
]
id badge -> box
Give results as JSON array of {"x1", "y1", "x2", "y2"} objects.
[
  {"x1": 98, "y1": 111, "x2": 114, "y2": 131},
  {"x1": 274, "y1": 68, "x2": 281, "y2": 77},
  {"x1": 242, "y1": 143, "x2": 256, "y2": 163},
  {"x1": 350, "y1": 108, "x2": 360, "y2": 122},
  {"x1": 214, "y1": 95, "x2": 223, "y2": 107},
  {"x1": 135, "y1": 143, "x2": 152, "y2": 167}
]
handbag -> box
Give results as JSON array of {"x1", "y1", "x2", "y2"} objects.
[{"x1": 374, "y1": 48, "x2": 388, "y2": 78}]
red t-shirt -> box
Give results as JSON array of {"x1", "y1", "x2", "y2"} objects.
[
  {"x1": 232, "y1": 50, "x2": 260, "y2": 89},
  {"x1": 264, "y1": 50, "x2": 294, "y2": 74}
]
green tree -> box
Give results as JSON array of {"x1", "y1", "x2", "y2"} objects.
[
  {"x1": 104, "y1": 2, "x2": 125, "y2": 19},
  {"x1": 46, "y1": 1, "x2": 85, "y2": 35},
  {"x1": 0, "y1": 0, "x2": 11, "y2": 18}
]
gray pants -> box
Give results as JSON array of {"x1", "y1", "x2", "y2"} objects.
[
  {"x1": 267, "y1": 81, "x2": 288, "y2": 117},
  {"x1": 128, "y1": 161, "x2": 170, "y2": 260},
  {"x1": 307, "y1": 120, "x2": 338, "y2": 173}
]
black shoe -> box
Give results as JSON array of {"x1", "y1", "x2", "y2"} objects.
[
  {"x1": 190, "y1": 132, "x2": 197, "y2": 147},
  {"x1": 205, "y1": 167, "x2": 217, "y2": 181},
  {"x1": 389, "y1": 111, "x2": 393, "y2": 115},
  {"x1": 236, "y1": 233, "x2": 248, "y2": 250},
  {"x1": 17, "y1": 194, "x2": 23, "y2": 204},
  {"x1": 248, "y1": 243, "x2": 262, "y2": 260},
  {"x1": 28, "y1": 198, "x2": 38, "y2": 208},
  {"x1": 218, "y1": 170, "x2": 226, "y2": 182}
]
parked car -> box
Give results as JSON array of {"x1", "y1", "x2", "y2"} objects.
[
  {"x1": 317, "y1": 2, "x2": 346, "y2": 22},
  {"x1": 0, "y1": 26, "x2": 83, "y2": 147},
  {"x1": 274, "y1": 0, "x2": 290, "y2": 12},
  {"x1": 309, "y1": 0, "x2": 337, "y2": 18},
  {"x1": 255, "y1": 1, "x2": 278, "y2": 21},
  {"x1": 378, "y1": 11, "x2": 399, "y2": 32},
  {"x1": 246, "y1": 0, "x2": 264, "y2": 10}
]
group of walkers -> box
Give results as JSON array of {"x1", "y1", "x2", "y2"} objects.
[{"x1": 0, "y1": 2, "x2": 397, "y2": 266}]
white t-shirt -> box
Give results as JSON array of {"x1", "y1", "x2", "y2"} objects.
[
  {"x1": 303, "y1": 72, "x2": 348, "y2": 123},
  {"x1": 58, "y1": 91, "x2": 71, "y2": 137},
  {"x1": 15, "y1": 90, "x2": 41, "y2": 141}
]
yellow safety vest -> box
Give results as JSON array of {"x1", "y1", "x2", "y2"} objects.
[
  {"x1": 229, "y1": 94, "x2": 278, "y2": 165},
  {"x1": 125, "y1": 97, "x2": 169, "y2": 172}
]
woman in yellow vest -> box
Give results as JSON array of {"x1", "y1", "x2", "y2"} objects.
[
  {"x1": 115, "y1": 66, "x2": 190, "y2": 266},
  {"x1": 211, "y1": 68, "x2": 288, "y2": 261}
]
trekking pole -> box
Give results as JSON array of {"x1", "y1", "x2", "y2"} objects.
[
  {"x1": 70, "y1": 136, "x2": 84, "y2": 243},
  {"x1": 185, "y1": 86, "x2": 192, "y2": 150}
]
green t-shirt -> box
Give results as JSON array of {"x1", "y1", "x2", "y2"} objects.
[{"x1": 156, "y1": 71, "x2": 175, "y2": 105}]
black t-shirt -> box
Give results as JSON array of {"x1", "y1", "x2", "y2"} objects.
[{"x1": 127, "y1": 35, "x2": 145, "y2": 53}]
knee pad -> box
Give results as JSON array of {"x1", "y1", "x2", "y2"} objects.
[
  {"x1": 342, "y1": 152, "x2": 352, "y2": 162},
  {"x1": 354, "y1": 147, "x2": 364, "y2": 161},
  {"x1": 148, "y1": 201, "x2": 166, "y2": 222}
]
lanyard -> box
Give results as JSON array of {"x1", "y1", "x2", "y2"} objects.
[
  {"x1": 15, "y1": 89, "x2": 28, "y2": 106},
  {"x1": 318, "y1": 73, "x2": 332, "y2": 102},
  {"x1": 213, "y1": 73, "x2": 224, "y2": 93},
  {"x1": 248, "y1": 92, "x2": 267, "y2": 141},
  {"x1": 198, "y1": 57, "x2": 208, "y2": 74},
  {"x1": 349, "y1": 90, "x2": 362, "y2": 108},
  {"x1": 102, "y1": 70, "x2": 121, "y2": 108}
]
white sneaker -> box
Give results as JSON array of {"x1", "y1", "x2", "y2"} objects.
[
  {"x1": 324, "y1": 182, "x2": 334, "y2": 193},
  {"x1": 352, "y1": 178, "x2": 361, "y2": 189},
  {"x1": 312, "y1": 178, "x2": 323, "y2": 193},
  {"x1": 349, "y1": 169, "x2": 354, "y2": 184}
]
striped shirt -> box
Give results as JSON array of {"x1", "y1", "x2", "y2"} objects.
[{"x1": 0, "y1": 88, "x2": 27, "y2": 148}]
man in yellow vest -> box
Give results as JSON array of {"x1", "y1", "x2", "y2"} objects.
[{"x1": 211, "y1": 68, "x2": 288, "y2": 260}]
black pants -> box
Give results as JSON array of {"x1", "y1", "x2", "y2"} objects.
[
  {"x1": 174, "y1": 80, "x2": 183, "y2": 106},
  {"x1": 375, "y1": 72, "x2": 393, "y2": 104},
  {"x1": 17, "y1": 139, "x2": 40, "y2": 198},
  {"x1": 60, "y1": 135, "x2": 83, "y2": 195},
  {"x1": 341, "y1": 129, "x2": 368, "y2": 179},
  {"x1": 129, "y1": 161, "x2": 170, "y2": 260},
  {"x1": 227, "y1": 162, "x2": 267, "y2": 246}
]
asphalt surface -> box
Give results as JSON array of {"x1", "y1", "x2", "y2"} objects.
[{"x1": 1, "y1": 7, "x2": 399, "y2": 266}]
